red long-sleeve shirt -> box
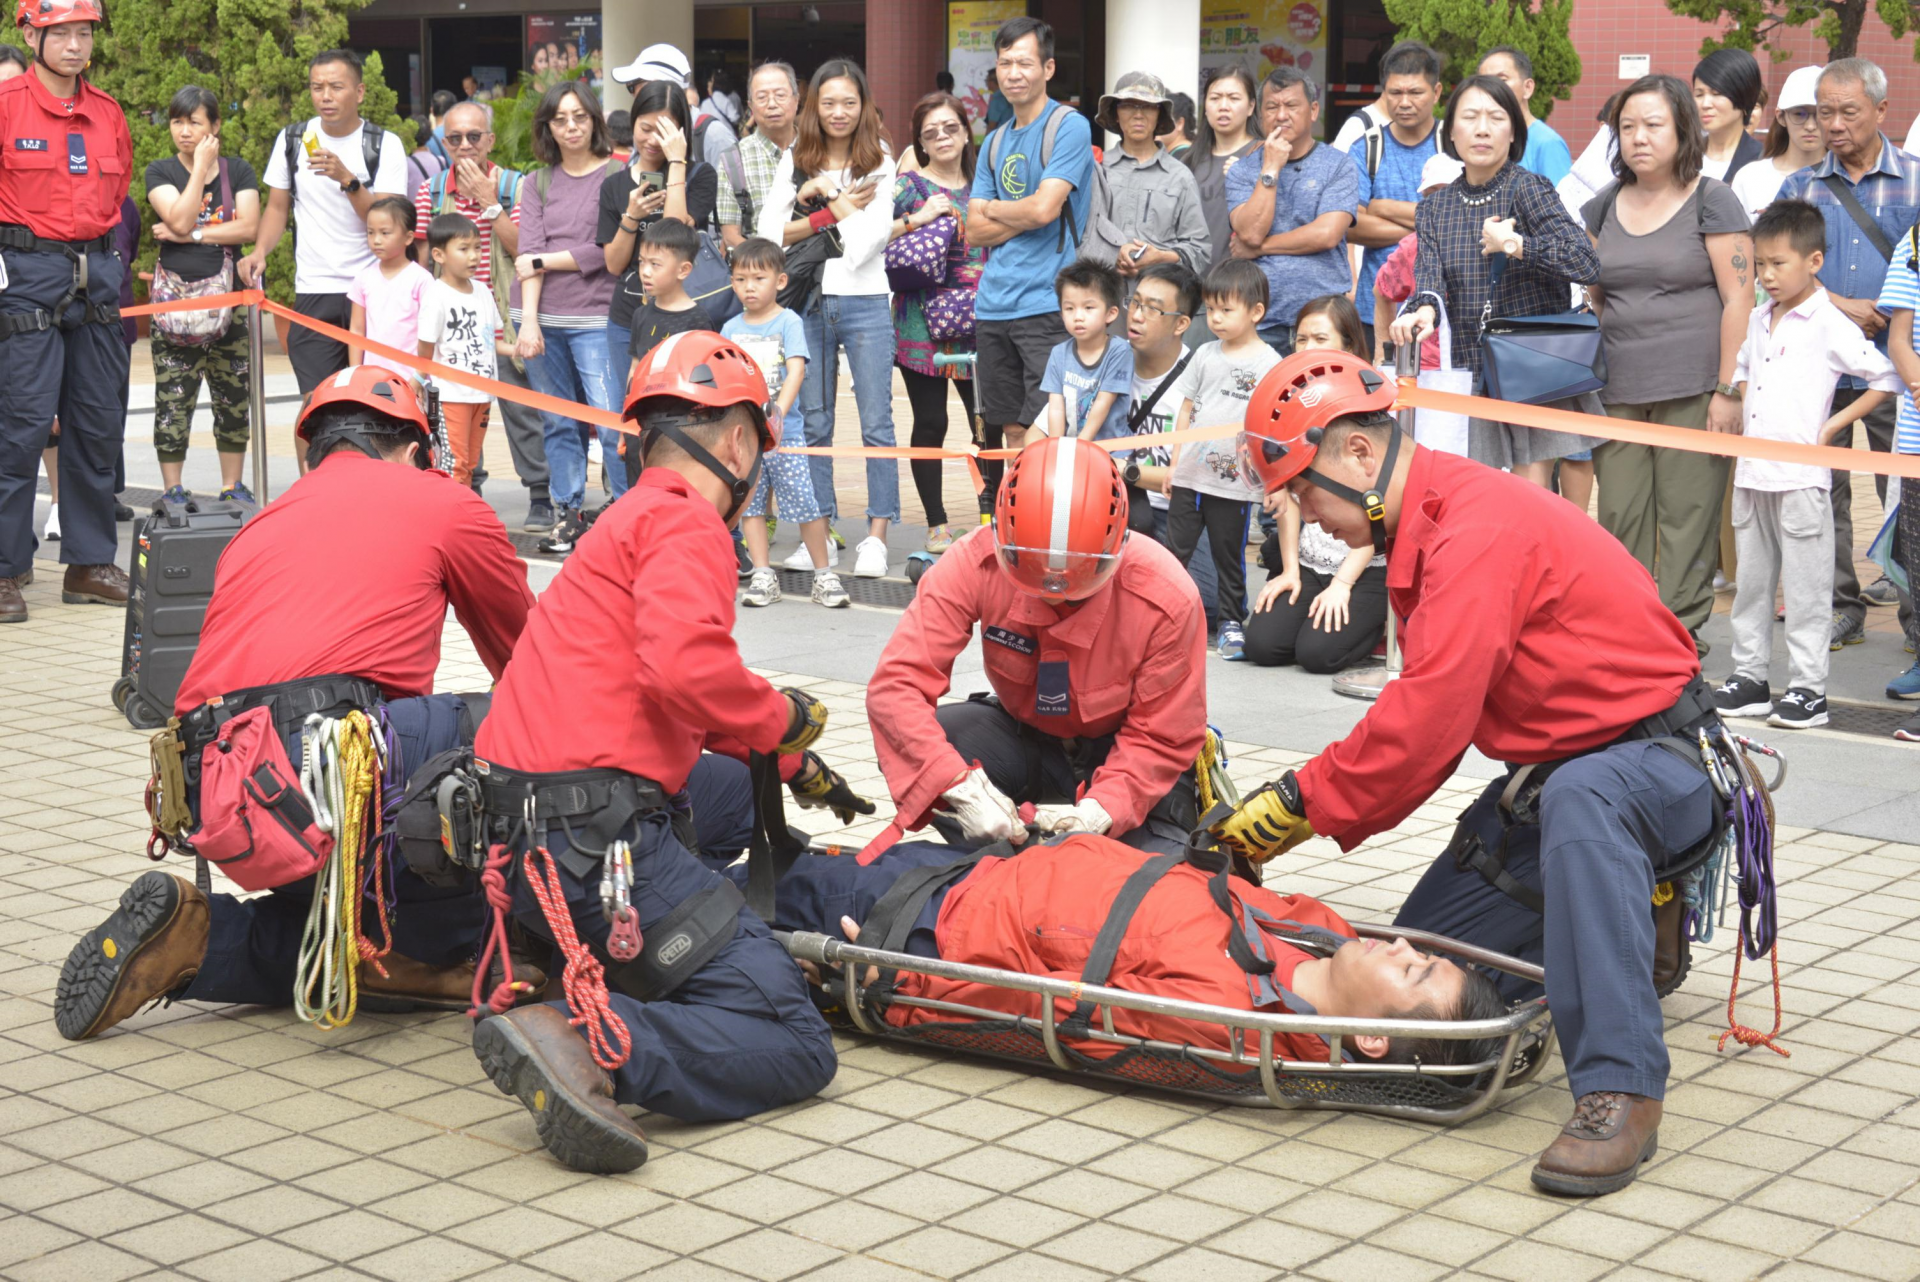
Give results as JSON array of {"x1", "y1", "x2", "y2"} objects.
[
  {"x1": 0, "y1": 72, "x2": 131, "y2": 242},
  {"x1": 1297, "y1": 448, "x2": 1698, "y2": 848},
  {"x1": 867, "y1": 529, "x2": 1207, "y2": 835},
  {"x1": 476, "y1": 470, "x2": 791, "y2": 791},
  {"x1": 176, "y1": 454, "x2": 531, "y2": 711},
  {"x1": 889, "y1": 834, "x2": 1353, "y2": 1064}
]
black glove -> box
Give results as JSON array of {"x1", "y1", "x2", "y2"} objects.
[
  {"x1": 789, "y1": 752, "x2": 877, "y2": 824},
  {"x1": 777, "y1": 688, "x2": 829, "y2": 753}
]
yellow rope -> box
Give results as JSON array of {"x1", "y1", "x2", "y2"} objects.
[{"x1": 294, "y1": 712, "x2": 378, "y2": 1029}]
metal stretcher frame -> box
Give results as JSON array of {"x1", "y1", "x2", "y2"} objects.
[{"x1": 786, "y1": 923, "x2": 1555, "y2": 1124}]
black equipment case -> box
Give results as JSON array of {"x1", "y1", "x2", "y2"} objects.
[{"x1": 111, "y1": 496, "x2": 247, "y2": 730}]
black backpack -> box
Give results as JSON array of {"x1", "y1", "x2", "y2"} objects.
[{"x1": 282, "y1": 118, "x2": 386, "y2": 196}]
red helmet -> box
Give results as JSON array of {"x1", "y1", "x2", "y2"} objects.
[
  {"x1": 1243, "y1": 350, "x2": 1402, "y2": 552},
  {"x1": 993, "y1": 436, "x2": 1130, "y2": 602},
  {"x1": 295, "y1": 367, "x2": 434, "y2": 469},
  {"x1": 623, "y1": 330, "x2": 774, "y2": 449},
  {"x1": 16, "y1": 0, "x2": 101, "y2": 27}
]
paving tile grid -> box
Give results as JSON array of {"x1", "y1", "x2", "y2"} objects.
[{"x1": 4, "y1": 576, "x2": 1920, "y2": 1281}]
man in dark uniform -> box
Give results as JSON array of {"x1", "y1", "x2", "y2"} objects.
[
  {"x1": 1210, "y1": 351, "x2": 1723, "y2": 1198},
  {"x1": 0, "y1": 0, "x2": 133, "y2": 622},
  {"x1": 53, "y1": 368, "x2": 540, "y2": 1039},
  {"x1": 469, "y1": 331, "x2": 850, "y2": 1174}
]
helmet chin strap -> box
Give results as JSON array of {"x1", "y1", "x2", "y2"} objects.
[
  {"x1": 1301, "y1": 425, "x2": 1401, "y2": 556},
  {"x1": 646, "y1": 420, "x2": 759, "y2": 524}
]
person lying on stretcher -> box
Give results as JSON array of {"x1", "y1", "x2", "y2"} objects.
[{"x1": 737, "y1": 833, "x2": 1509, "y2": 1066}]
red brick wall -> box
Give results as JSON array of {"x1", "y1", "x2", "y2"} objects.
[
  {"x1": 868, "y1": 0, "x2": 949, "y2": 156},
  {"x1": 1557, "y1": 2, "x2": 1920, "y2": 150}
]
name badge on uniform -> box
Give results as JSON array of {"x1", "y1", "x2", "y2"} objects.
[
  {"x1": 67, "y1": 132, "x2": 87, "y2": 175},
  {"x1": 984, "y1": 625, "x2": 1035, "y2": 655},
  {"x1": 13, "y1": 137, "x2": 47, "y2": 152},
  {"x1": 1035, "y1": 659, "x2": 1071, "y2": 718}
]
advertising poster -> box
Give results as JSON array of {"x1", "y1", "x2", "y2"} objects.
[
  {"x1": 528, "y1": 13, "x2": 604, "y2": 98},
  {"x1": 1200, "y1": 0, "x2": 1328, "y2": 127},
  {"x1": 948, "y1": 0, "x2": 1026, "y2": 137}
]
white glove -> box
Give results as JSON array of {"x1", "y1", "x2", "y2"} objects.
[
  {"x1": 1032, "y1": 797, "x2": 1113, "y2": 837},
  {"x1": 939, "y1": 768, "x2": 1022, "y2": 843}
]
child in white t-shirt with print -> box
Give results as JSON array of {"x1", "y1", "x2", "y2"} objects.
[{"x1": 416, "y1": 212, "x2": 509, "y2": 488}]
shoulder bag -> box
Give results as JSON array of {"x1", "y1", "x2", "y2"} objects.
[
  {"x1": 1476, "y1": 252, "x2": 1606, "y2": 406},
  {"x1": 150, "y1": 159, "x2": 238, "y2": 347},
  {"x1": 776, "y1": 164, "x2": 844, "y2": 314}
]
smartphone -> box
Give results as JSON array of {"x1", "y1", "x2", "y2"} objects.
[
  {"x1": 852, "y1": 172, "x2": 882, "y2": 191},
  {"x1": 1128, "y1": 244, "x2": 1150, "y2": 263},
  {"x1": 639, "y1": 171, "x2": 665, "y2": 195}
]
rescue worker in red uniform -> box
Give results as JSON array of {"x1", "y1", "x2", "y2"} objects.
[
  {"x1": 469, "y1": 332, "x2": 848, "y2": 1175},
  {"x1": 746, "y1": 835, "x2": 1507, "y2": 1067},
  {"x1": 867, "y1": 437, "x2": 1208, "y2": 854},
  {"x1": 53, "y1": 369, "x2": 539, "y2": 1040},
  {"x1": 1208, "y1": 351, "x2": 1723, "y2": 1197},
  {"x1": 0, "y1": 0, "x2": 134, "y2": 623}
]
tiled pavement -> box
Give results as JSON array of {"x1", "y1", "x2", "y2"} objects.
[{"x1": 6, "y1": 566, "x2": 1920, "y2": 1282}]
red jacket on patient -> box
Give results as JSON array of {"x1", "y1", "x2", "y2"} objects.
[{"x1": 884, "y1": 835, "x2": 1354, "y2": 1064}]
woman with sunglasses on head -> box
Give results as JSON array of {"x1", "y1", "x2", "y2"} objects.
[
  {"x1": 1729, "y1": 66, "x2": 1827, "y2": 221},
  {"x1": 889, "y1": 92, "x2": 985, "y2": 553},
  {"x1": 758, "y1": 59, "x2": 900, "y2": 579}
]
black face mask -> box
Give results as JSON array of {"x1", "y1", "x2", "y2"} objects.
[{"x1": 643, "y1": 416, "x2": 761, "y2": 524}]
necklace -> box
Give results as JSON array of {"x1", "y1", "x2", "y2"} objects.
[{"x1": 1458, "y1": 188, "x2": 1495, "y2": 207}]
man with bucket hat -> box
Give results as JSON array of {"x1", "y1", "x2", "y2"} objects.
[{"x1": 1094, "y1": 71, "x2": 1211, "y2": 302}]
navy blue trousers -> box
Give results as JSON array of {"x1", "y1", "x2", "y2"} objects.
[
  {"x1": 0, "y1": 247, "x2": 130, "y2": 577},
  {"x1": 724, "y1": 840, "x2": 968, "y2": 959},
  {"x1": 508, "y1": 773, "x2": 836, "y2": 1122},
  {"x1": 1395, "y1": 740, "x2": 1714, "y2": 1101}
]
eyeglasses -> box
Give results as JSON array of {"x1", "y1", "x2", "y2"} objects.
[
  {"x1": 919, "y1": 123, "x2": 963, "y2": 142},
  {"x1": 446, "y1": 131, "x2": 488, "y2": 146},
  {"x1": 1128, "y1": 297, "x2": 1185, "y2": 319},
  {"x1": 752, "y1": 89, "x2": 794, "y2": 106},
  {"x1": 1781, "y1": 107, "x2": 1818, "y2": 128}
]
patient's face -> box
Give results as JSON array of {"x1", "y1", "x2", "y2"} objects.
[{"x1": 1324, "y1": 936, "x2": 1466, "y2": 1020}]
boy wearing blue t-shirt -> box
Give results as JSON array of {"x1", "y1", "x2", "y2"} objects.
[
  {"x1": 967, "y1": 17, "x2": 1097, "y2": 483},
  {"x1": 1042, "y1": 261, "x2": 1134, "y2": 439}
]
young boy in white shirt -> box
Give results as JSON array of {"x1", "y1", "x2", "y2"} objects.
[
  {"x1": 416, "y1": 213, "x2": 509, "y2": 489},
  {"x1": 1711, "y1": 200, "x2": 1900, "y2": 729}
]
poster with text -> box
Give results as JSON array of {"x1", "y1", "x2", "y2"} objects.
[
  {"x1": 1200, "y1": 0, "x2": 1328, "y2": 133},
  {"x1": 949, "y1": 0, "x2": 1026, "y2": 137},
  {"x1": 527, "y1": 13, "x2": 604, "y2": 99}
]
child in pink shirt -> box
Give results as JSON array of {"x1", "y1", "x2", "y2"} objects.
[{"x1": 348, "y1": 195, "x2": 432, "y2": 377}]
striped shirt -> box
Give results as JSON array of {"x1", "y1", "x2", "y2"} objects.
[
  {"x1": 1875, "y1": 230, "x2": 1920, "y2": 454},
  {"x1": 412, "y1": 167, "x2": 521, "y2": 290}
]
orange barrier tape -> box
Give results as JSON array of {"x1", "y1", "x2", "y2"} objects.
[
  {"x1": 1398, "y1": 384, "x2": 1920, "y2": 482},
  {"x1": 120, "y1": 288, "x2": 264, "y2": 318}
]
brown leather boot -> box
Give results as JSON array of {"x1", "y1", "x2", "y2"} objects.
[
  {"x1": 55, "y1": 872, "x2": 209, "y2": 1040},
  {"x1": 1652, "y1": 895, "x2": 1691, "y2": 997},
  {"x1": 473, "y1": 1005, "x2": 649, "y2": 1174},
  {"x1": 0, "y1": 575, "x2": 23, "y2": 624},
  {"x1": 1532, "y1": 1092, "x2": 1662, "y2": 1196},
  {"x1": 62, "y1": 562, "x2": 130, "y2": 605},
  {"x1": 358, "y1": 954, "x2": 548, "y2": 1013}
]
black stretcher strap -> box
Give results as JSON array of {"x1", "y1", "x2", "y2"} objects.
[
  {"x1": 1058, "y1": 849, "x2": 1187, "y2": 1036},
  {"x1": 745, "y1": 751, "x2": 807, "y2": 923}
]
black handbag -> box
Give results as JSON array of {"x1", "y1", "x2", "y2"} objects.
[
  {"x1": 1477, "y1": 253, "x2": 1607, "y2": 406},
  {"x1": 777, "y1": 170, "x2": 845, "y2": 314}
]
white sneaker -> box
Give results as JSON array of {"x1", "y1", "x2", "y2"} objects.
[
  {"x1": 741, "y1": 567, "x2": 781, "y2": 607},
  {"x1": 43, "y1": 504, "x2": 60, "y2": 542},
  {"x1": 853, "y1": 536, "x2": 889, "y2": 579},
  {"x1": 812, "y1": 569, "x2": 850, "y2": 608},
  {"x1": 782, "y1": 542, "x2": 836, "y2": 571}
]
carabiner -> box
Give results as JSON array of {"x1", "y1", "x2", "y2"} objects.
[
  {"x1": 1731, "y1": 734, "x2": 1788, "y2": 793},
  {"x1": 1697, "y1": 728, "x2": 1735, "y2": 800}
]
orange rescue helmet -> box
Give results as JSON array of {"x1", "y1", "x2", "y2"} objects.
[
  {"x1": 623, "y1": 330, "x2": 775, "y2": 521},
  {"x1": 295, "y1": 366, "x2": 434, "y2": 469},
  {"x1": 1242, "y1": 350, "x2": 1402, "y2": 553},
  {"x1": 16, "y1": 0, "x2": 102, "y2": 27},
  {"x1": 993, "y1": 436, "x2": 1130, "y2": 603}
]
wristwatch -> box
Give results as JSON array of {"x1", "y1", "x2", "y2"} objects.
[
  {"x1": 189, "y1": 227, "x2": 204, "y2": 243},
  {"x1": 531, "y1": 257, "x2": 545, "y2": 272},
  {"x1": 1501, "y1": 236, "x2": 1522, "y2": 255},
  {"x1": 1715, "y1": 381, "x2": 1743, "y2": 399},
  {"x1": 479, "y1": 203, "x2": 504, "y2": 222},
  {"x1": 1123, "y1": 460, "x2": 1143, "y2": 487},
  {"x1": 342, "y1": 176, "x2": 363, "y2": 194},
  {"x1": 1259, "y1": 171, "x2": 1279, "y2": 189}
]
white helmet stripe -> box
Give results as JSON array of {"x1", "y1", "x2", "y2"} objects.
[
  {"x1": 1047, "y1": 437, "x2": 1079, "y2": 570},
  {"x1": 649, "y1": 329, "x2": 692, "y2": 374}
]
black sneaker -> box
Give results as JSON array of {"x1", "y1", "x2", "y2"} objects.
[
  {"x1": 1768, "y1": 688, "x2": 1829, "y2": 729},
  {"x1": 524, "y1": 497, "x2": 556, "y2": 532},
  {"x1": 1830, "y1": 612, "x2": 1866, "y2": 651},
  {"x1": 1862, "y1": 575, "x2": 1901, "y2": 607},
  {"x1": 1711, "y1": 674, "x2": 1772, "y2": 718},
  {"x1": 537, "y1": 508, "x2": 590, "y2": 556}
]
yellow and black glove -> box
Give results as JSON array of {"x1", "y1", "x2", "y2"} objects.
[
  {"x1": 1209, "y1": 771, "x2": 1313, "y2": 864},
  {"x1": 789, "y1": 751, "x2": 879, "y2": 824},
  {"x1": 777, "y1": 688, "x2": 829, "y2": 754}
]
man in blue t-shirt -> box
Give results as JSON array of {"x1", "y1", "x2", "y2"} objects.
[
  {"x1": 968, "y1": 15, "x2": 1096, "y2": 505},
  {"x1": 1479, "y1": 46, "x2": 1571, "y2": 186},
  {"x1": 1348, "y1": 42, "x2": 1442, "y2": 345}
]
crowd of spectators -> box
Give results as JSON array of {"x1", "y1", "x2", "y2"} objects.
[{"x1": 88, "y1": 27, "x2": 1920, "y2": 739}]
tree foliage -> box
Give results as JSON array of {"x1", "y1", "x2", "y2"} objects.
[
  {"x1": 6, "y1": 0, "x2": 412, "y2": 303},
  {"x1": 1664, "y1": 0, "x2": 1920, "y2": 62},
  {"x1": 1381, "y1": 0, "x2": 1582, "y2": 119}
]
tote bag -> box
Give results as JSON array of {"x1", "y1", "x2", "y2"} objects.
[{"x1": 1408, "y1": 300, "x2": 1471, "y2": 456}]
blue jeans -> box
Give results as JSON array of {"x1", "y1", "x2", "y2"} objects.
[
  {"x1": 527, "y1": 324, "x2": 618, "y2": 511},
  {"x1": 801, "y1": 294, "x2": 899, "y2": 524}
]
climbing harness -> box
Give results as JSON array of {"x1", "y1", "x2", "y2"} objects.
[{"x1": 292, "y1": 712, "x2": 385, "y2": 1028}]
